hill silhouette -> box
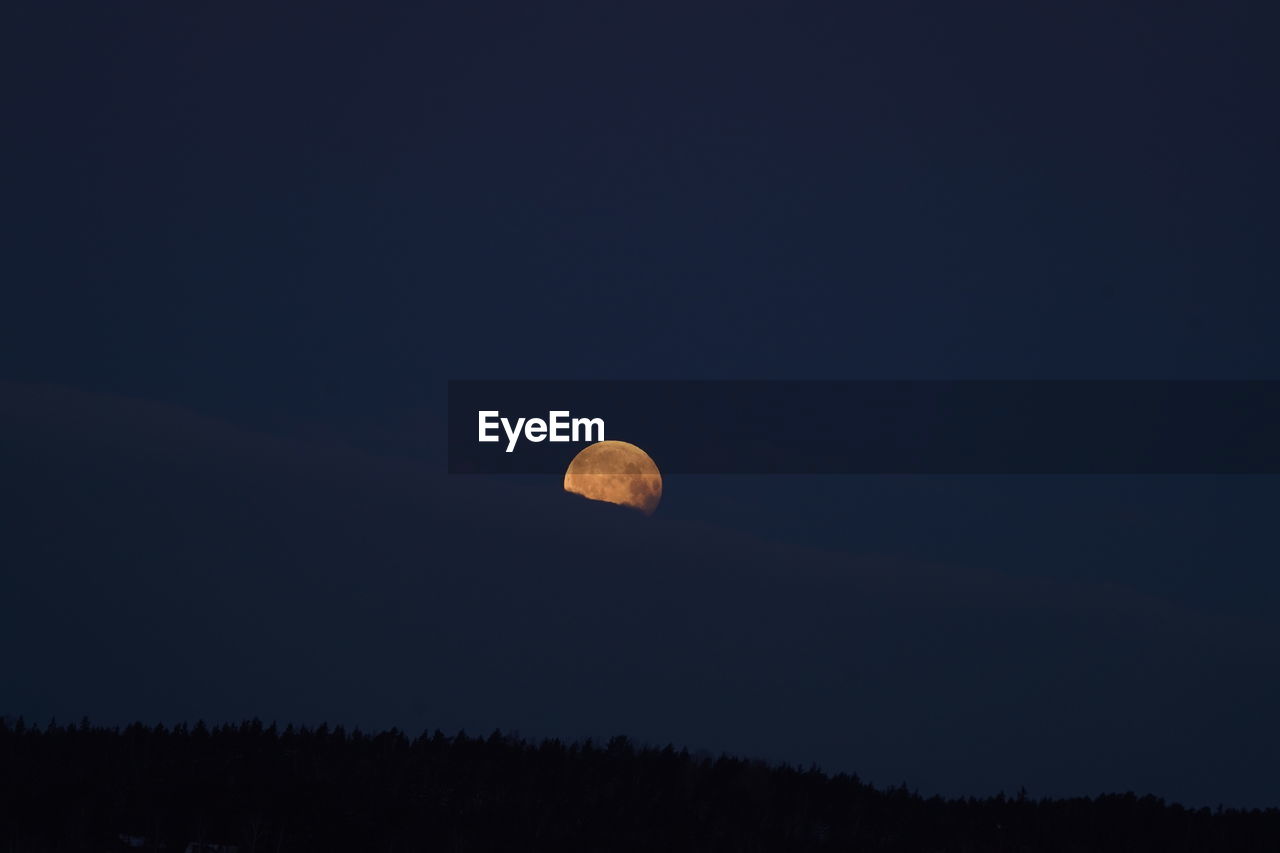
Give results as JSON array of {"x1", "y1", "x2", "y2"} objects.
[{"x1": 2, "y1": 719, "x2": 1278, "y2": 853}]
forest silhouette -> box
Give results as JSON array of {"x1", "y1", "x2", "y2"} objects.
[{"x1": 2, "y1": 718, "x2": 1278, "y2": 852}]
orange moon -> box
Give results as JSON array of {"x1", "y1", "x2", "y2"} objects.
[{"x1": 563, "y1": 441, "x2": 662, "y2": 516}]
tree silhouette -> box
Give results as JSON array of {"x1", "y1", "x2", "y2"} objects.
[{"x1": 0, "y1": 718, "x2": 1277, "y2": 852}]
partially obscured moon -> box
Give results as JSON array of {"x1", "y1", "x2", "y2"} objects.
[{"x1": 563, "y1": 441, "x2": 662, "y2": 516}]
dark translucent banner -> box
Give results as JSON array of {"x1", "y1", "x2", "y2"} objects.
[{"x1": 447, "y1": 381, "x2": 1280, "y2": 474}]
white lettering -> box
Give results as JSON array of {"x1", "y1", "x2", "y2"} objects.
[
  {"x1": 572, "y1": 416, "x2": 605, "y2": 442},
  {"x1": 480, "y1": 411, "x2": 605, "y2": 452},
  {"x1": 478, "y1": 411, "x2": 500, "y2": 443},
  {"x1": 548, "y1": 410, "x2": 570, "y2": 441},
  {"x1": 502, "y1": 416, "x2": 526, "y2": 453}
]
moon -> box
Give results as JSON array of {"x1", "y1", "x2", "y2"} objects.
[{"x1": 563, "y1": 441, "x2": 662, "y2": 516}]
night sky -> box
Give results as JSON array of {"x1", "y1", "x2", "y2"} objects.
[{"x1": 4, "y1": 3, "x2": 1279, "y2": 808}]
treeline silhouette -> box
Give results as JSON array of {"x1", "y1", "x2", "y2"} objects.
[{"x1": 2, "y1": 719, "x2": 1277, "y2": 852}]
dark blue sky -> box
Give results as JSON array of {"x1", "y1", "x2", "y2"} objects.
[{"x1": 3, "y1": 1, "x2": 1279, "y2": 807}]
